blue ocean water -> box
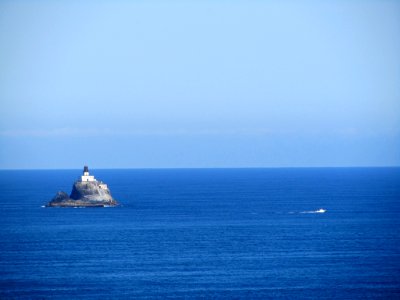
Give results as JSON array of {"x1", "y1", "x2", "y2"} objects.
[{"x1": 0, "y1": 168, "x2": 399, "y2": 299}]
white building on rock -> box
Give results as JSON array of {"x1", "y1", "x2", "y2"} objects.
[
  {"x1": 80, "y1": 166, "x2": 108, "y2": 190},
  {"x1": 81, "y1": 165, "x2": 96, "y2": 182}
]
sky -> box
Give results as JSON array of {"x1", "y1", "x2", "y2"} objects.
[{"x1": 0, "y1": 0, "x2": 399, "y2": 169}]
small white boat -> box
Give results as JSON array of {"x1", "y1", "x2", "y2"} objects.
[{"x1": 315, "y1": 208, "x2": 326, "y2": 213}]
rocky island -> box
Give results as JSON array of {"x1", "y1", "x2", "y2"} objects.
[{"x1": 46, "y1": 166, "x2": 119, "y2": 207}]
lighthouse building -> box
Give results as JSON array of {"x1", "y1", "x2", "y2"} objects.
[
  {"x1": 80, "y1": 166, "x2": 108, "y2": 189},
  {"x1": 81, "y1": 166, "x2": 95, "y2": 182}
]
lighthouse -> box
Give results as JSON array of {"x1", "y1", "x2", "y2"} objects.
[
  {"x1": 81, "y1": 165, "x2": 95, "y2": 182},
  {"x1": 47, "y1": 165, "x2": 117, "y2": 207}
]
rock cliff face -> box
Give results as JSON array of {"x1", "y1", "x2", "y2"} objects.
[
  {"x1": 46, "y1": 167, "x2": 118, "y2": 207},
  {"x1": 70, "y1": 181, "x2": 114, "y2": 202}
]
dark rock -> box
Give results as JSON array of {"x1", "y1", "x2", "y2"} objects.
[{"x1": 50, "y1": 191, "x2": 71, "y2": 203}]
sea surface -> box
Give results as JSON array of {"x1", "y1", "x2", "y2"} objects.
[{"x1": 0, "y1": 168, "x2": 399, "y2": 299}]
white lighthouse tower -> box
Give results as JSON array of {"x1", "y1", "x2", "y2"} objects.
[{"x1": 81, "y1": 165, "x2": 96, "y2": 182}]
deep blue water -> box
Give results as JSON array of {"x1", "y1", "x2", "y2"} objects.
[{"x1": 0, "y1": 168, "x2": 399, "y2": 299}]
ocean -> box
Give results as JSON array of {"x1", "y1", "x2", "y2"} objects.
[{"x1": 0, "y1": 168, "x2": 399, "y2": 299}]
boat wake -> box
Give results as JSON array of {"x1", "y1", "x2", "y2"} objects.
[{"x1": 300, "y1": 208, "x2": 327, "y2": 214}]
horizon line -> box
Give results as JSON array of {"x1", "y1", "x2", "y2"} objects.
[{"x1": 0, "y1": 165, "x2": 399, "y2": 171}]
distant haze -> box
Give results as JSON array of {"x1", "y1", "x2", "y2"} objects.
[{"x1": 0, "y1": 1, "x2": 399, "y2": 169}]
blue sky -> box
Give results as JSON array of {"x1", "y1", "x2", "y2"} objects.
[{"x1": 0, "y1": 0, "x2": 399, "y2": 169}]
